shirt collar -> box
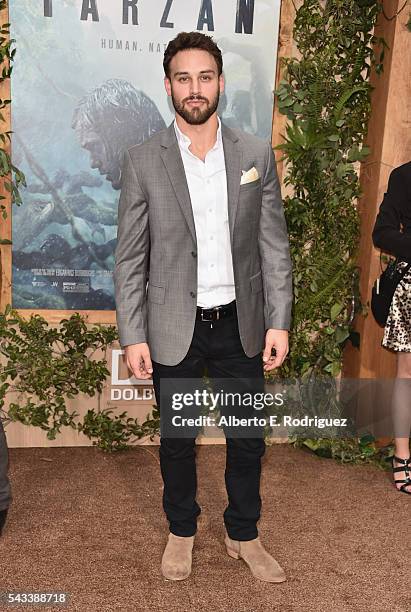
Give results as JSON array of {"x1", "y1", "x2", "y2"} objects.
[{"x1": 174, "y1": 116, "x2": 222, "y2": 153}]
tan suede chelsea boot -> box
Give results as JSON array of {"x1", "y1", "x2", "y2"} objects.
[
  {"x1": 161, "y1": 533, "x2": 195, "y2": 581},
  {"x1": 224, "y1": 534, "x2": 286, "y2": 583}
]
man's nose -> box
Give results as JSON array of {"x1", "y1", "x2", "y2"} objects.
[{"x1": 189, "y1": 78, "x2": 200, "y2": 95}]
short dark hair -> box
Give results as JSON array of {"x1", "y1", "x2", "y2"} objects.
[{"x1": 163, "y1": 31, "x2": 223, "y2": 78}]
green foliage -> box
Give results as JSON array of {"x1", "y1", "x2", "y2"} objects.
[
  {"x1": 0, "y1": 2, "x2": 25, "y2": 230},
  {"x1": 275, "y1": 0, "x2": 383, "y2": 379},
  {"x1": 273, "y1": 1, "x2": 391, "y2": 463},
  {"x1": 79, "y1": 406, "x2": 160, "y2": 452},
  {"x1": 0, "y1": 308, "x2": 112, "y2": 438},
  {"x1": 292, "y1": 434, "x2": 394, "y2": 469},
  {"x1": 0, "y1": 307, "x2": 160, "y2": 449}
]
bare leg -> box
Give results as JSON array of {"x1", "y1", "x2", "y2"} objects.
[{"x1": 392, "y1": 353, "x2": 411, "y2": 493}]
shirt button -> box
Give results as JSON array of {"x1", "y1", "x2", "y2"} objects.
[
  {"x1": 208, "y1": 208, "x2": 212, "y2": 213},
  {"x1": 210, "y1": 236, "x2": 214, "y2": 240},
  {"x1": 190, "y1": 291, "x2": 196, "y2": 298}
]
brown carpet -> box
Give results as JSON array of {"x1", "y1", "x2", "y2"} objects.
[{"x1": 0, "y1": 445, "x2": 410, "y2": 612}]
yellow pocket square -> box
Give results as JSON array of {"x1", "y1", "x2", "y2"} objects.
[{"x1": 240, "y1": 166, "x2": 259, "y2": 185}]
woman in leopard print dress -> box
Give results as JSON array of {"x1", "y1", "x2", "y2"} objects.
[{"x1": 372, "y1": 161, "x2": 411, "y2": 495}]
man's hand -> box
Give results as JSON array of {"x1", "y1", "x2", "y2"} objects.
[
  {"x1": 262, "y1": 329, "x2": 289, "y2": 371},
  {"x1": 124, "y1": 343, "x2": 153, "y2": 379}
]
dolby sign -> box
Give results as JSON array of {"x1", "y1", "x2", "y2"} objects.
[{"x1": 110, "y1": 348, "x2": 155, "y2": 402}]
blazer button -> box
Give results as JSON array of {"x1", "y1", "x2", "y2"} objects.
[
  {"x1": 190, "y1": 291, "x2": 196, "y2": 298},
  {"x1": 191, "y1": 251, "x2": 197, "y2": 258}
]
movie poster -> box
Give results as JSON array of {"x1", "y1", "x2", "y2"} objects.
[{"x1": 10, "y1": 0, "x2": 281, "y2": 310}]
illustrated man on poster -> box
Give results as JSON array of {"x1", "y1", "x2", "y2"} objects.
[
  {"x1": 72, "y1": 78, "x2": 166, "y2": 191},
  {"x1": 114, "y1": 32, "x2": 292, "y2": 582}
]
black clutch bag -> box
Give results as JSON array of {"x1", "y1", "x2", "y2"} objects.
[{"x1": 371, "y1": 259, "x2": 411, "y2": 327}]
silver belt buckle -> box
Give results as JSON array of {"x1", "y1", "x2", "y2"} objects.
[
  {"x1": 201, "y1": 309, "x2": 212, "y2": 321},
  {"x1": 215, "y1": 307, "x2": 220, "y2": 321}
]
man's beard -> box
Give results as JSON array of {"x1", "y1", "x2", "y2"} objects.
[{"x1": 171, "y1": 89, "x2": 220, "y2": 125}]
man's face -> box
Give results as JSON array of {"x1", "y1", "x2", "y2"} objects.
[
  {"x1": 164, "y1": 49, "x2": 224, "y2": 125},
  {"x1": 79, "y1": 129, "x2": 121, "y2": 190}
]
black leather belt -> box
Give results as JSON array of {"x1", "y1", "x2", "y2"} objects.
[{"x1": 196, "y1": 300, "x2": 236, "y2": 322}]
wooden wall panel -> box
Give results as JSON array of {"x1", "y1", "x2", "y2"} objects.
[
  {"x1": 13, "y1": 309, "x2": 117, "y2": 325},
  {"x1": 0, "y1": 3, "x2": 12, "y2": 309}
]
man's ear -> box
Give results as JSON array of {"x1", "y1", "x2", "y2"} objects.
[{"x1": 164, "y1": 76, "x2": 172, "y2": 97}]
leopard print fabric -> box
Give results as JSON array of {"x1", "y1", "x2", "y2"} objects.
[{"x1": 382, "y1": 261, "x2": 411, "y2": 352}]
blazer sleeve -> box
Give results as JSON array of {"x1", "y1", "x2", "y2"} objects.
[
  {"x1": 258, "y1": 142, "x2": 293, "y2": 330},
  {"x1": 372, "y1": 166, "x2": 411, "y2": 260},
  {"x1": 113, "y1": 149, "x2": 149, "y2": 348}
]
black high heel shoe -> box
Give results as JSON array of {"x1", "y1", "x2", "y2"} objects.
[{"x1": 390, "y1": 456, "x2": 411, "y2": 495}]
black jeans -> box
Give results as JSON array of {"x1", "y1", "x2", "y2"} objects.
[{"x1": 152, "y1": 306, "x2": 265, "y2": 541}]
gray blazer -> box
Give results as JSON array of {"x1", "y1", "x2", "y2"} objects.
[{"x1": 114, "y1": 122, "x2": 292, "y2": 366}]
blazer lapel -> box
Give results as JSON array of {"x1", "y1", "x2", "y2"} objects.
[
  {"x1": 222, "y1": 123, "x2": 242, "y2": 245},
  {"x1": 159, "y1": 122, "x2": 242, "y2": 246},
  {"x1": 160, "y1": 124, "x2": 197, "y2": 244}
]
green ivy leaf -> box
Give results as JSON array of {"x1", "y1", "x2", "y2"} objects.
[
  {"x1": 280, "y1": 97, "x2": 295, "y2": 108},
  {"x1": 330, "y1": 303, "x2": 343, "y2": 321},
  {"x1": 335, "y1": 326, "x2": 350, "y2": 344}
]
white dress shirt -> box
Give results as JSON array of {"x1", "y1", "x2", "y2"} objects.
[{"x1": 174, "y1": 118, "x2": 236, "y2": 308}]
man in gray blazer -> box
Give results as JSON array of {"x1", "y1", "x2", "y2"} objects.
[{"x1": 114, "y1": 32, "x2": 292, "y2": 582}]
